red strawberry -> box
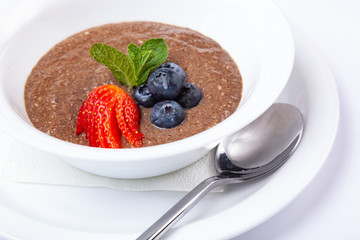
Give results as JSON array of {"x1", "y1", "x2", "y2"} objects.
[
  {"x1": 115, "y1": 93, "x2": 143, "y2": 147},
  {"x1": 76, "y1": 84, "x2": 143, "y2": 148}
]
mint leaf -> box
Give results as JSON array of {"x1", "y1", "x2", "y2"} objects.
[
  {"x1": 90, "y1": 43, "x2": 137, "y2": 87},
  {"x1": 90, "y1": 38, "x2": 168, "y2": 88},
  {"x1": 133, "y1": 50, "x2": 155, "y2": 77},
  {"x1": 139, "y1": 38, "x2": 168, "y2": 70},
  {"x1": 128, "y1": 43, "x2": 140, "y2": 61},
  {"x1": 137, "y1": 66, "x2": 158, "y2": 86},
  {"x1": 130, "y1": 38, "x2": 168, "y2": 86}
]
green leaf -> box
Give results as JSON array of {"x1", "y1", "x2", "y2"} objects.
[
  {"x1": 129, "y1": 38, "x2": 168, "y2": 87},
  {"x1": 128, "y1": 43, "x2": 140, "y2": 61},
  {"x1": 90, "y1": 38, "x2": 168, "y2": 88},
  {"x1": 140, "y1": 38, "x2": 168, "y2": 70},
  {"x1": 133, "y1": 50, "x2": 155, "y2": 77},
  {"x1": 137, "y1": 65, "x2": 158, "y2": 86},
  {"x1": 90, "y1": 43, "x2": 137, "y2": 87}
]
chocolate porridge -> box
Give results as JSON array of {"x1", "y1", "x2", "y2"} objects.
[{"x1": 24, "y1": 22, "x2": 242, "y2": 148}]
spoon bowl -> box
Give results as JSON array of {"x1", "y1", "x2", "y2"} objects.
[
  {"x1": 216, "y1": 103, "x2": 303, "y2": 177},
  {"x1": 138, "y1": 103, "x2": 303, "y2": 240}
]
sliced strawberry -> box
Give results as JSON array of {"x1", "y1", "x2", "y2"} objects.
[
  {"x1": 76, "y1": 85, "x2": 120, "y2": 148},
  {"x1": 123, "y1": 94, "x2": 143, "y2": 138},
  {"x1": 91, "y1": 89, "x2": 121, "y2": 148},
  {"x1": 76, "y1": 84, "x2": 144, "y2": 148},
  {"x1": 115, "y1": 95, "x2": 144, "y2": 148}
]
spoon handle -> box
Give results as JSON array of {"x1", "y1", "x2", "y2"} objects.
[{"x1": 137, "y1": 175, "x2": 229, "y2": 240}]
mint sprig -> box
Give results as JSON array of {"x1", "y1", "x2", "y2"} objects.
[
  {"x1": 90, "y1": 44, "x2": 137, "y2": 87},
  {"x1": 90, "y1": 38, "x2": 168, "y2": 88}
]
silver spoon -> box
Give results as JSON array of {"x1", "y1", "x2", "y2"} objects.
[{"x1": 137, "y1": 103, "x2": 303, "y2": 240}]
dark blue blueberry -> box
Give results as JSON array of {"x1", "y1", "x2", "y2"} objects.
[
  {"x1": 176, "y1": 83, "x2": 203, "y2": 108},
  {"x1": 150, "y1": 100, "x2": 185, "y2": 128},
  {"x1": 158, "y1": 62, "x2": 186, "y2": 83},
  {"x1": 147, "y1": 68, "x2": 185, "y2": 100},
  {"x1": 132, "y1": 84, "x2": 157, "y2": 108}
]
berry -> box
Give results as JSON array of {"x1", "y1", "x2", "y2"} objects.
[
  {"x1": 147, "y1": 68, "x2": 185, "y2": 100},
  {"x1": 76, "y1": 84, "x2": 143, "y2": 148},
  {"x1": 115, "y1": 93, "x2": 144, "y2": 147},
  {"x1": 158, "y1": 62, "x2": 186, "y2": 83},
  {"x1": 176, "y1": 83, "x2": 203, "y2": 109},
  {"x1": 150, "y1": 100, "x2": 185, "y2": 128},
  {"x1": 132, "y1": 84, "x2": 157, "y2": 108}
]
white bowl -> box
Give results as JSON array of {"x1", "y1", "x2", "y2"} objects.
[{"x1": 0, "y1": 0, "x2": 294, "y2": 178}]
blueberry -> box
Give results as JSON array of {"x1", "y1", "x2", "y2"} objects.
[
  {"x1": 150, "y1": 100, "x2": 185, "y2": 128},
  {"x1": 132, "y1": 84, "x2": 157, "y2": 108},
  {"x1": 176, "y1": 83, "x2": 203, "y2": 108},
  {"x1": 147, "y1": 68, "x2": 185, "y2": 100},
  {"x1": 158, "y1": 62, "x2": 186, "y2": 83}
]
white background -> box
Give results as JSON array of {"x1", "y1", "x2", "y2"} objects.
[
  {"x1": 235, "y1": 0, "x2": 360, "y2": 239},
  {"x1": 0, "y1": 0, "x2": 359, "y2": 239}
]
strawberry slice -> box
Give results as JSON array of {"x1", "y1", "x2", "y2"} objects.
[
  {"x1": 76, "y1": 84, "x2": 143, "y2": 148},
  {"x1": 115, "y1": 93, "x2": 143, "y2": 148}
]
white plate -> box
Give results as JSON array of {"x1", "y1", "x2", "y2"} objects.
[{"x1": 0, "y1": 29, "x2": 339, "y2": 239}]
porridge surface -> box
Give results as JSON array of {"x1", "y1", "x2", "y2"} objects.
[{"x1": 24, "y1": 22, "x2": 242, "y2": 147}]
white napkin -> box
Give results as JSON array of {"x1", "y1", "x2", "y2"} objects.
[{"x1": 1, "y1": 141, "x2": 219, "y2": 192}]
